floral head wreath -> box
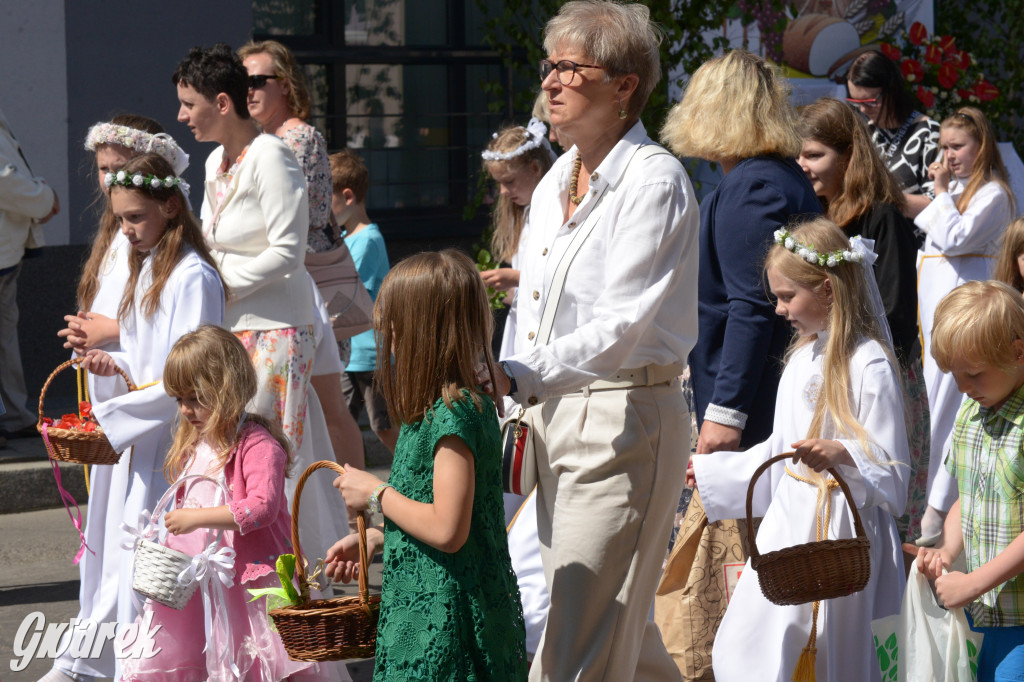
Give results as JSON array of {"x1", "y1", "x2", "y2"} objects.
[
  {"x1": 85, "y1": 122, "x2": 190, "y2": 176},
  {"x1": 104, "y1": 169, "x2": 190, "y2": 195},
  {"x1": 481, "y1": 117, "x2": 557, "y2": 163},
  {"x1": 773, "y1": 228, "x2": 870, "y2": 268}
]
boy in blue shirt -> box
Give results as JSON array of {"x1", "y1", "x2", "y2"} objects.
[{"x1": 329, "y1": 149, "x2": 398, "y2": 453}]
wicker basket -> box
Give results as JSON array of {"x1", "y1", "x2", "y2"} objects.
[
  {"x1": 133, "y1": 540, "x2": 199, "y2": 610},
  {"x1": 269, "y1": 460, "x2": 380, "y2": 662},
  {"x1": 745, "y1": 453, "x2": 871, "y2": 606},
  {"x1": 130, "y1": 475, "x2": 230, "y2": 610},
  {"x1": 38, "y1": 358, "x2": 134, "y2": 465}
]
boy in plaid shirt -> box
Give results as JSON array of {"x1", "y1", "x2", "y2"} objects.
[{"x1": 913, "y1": 280, "x2": 1024, "y2": 680}]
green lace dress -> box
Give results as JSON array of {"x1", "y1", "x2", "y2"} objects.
[{"x1": 373, "y1": 392, "x2": 528, "y2": 681}]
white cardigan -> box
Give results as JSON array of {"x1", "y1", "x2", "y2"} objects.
[{"x1": 201, "y1": 133, "x2": 314, "y2": 331}]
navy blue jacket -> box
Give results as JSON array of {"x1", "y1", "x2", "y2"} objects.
[{"x1": 690, "y1": 156, "x2": 821, "y2": 448}]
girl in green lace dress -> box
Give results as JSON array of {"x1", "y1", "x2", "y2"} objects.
[{"x1": 327, "y1": 249, "x2": 528, "y2": 680}]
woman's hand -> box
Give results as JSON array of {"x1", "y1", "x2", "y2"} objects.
[
  {"x1": 324, "y1": 527, "x2": 385, "y2": 583},
  {"x1": 81, "y1": 349, "x2": 117, "y2": 376},
  {"x1": 59, "y1": 312, "x2": 119, "y2": 353},
  {"x1": 928, "y1": 158, "x2": 951, "y2": 195},
  {"x1": 902, "y1": 542, "x2": 954, "y2": 581},
  {"x1": 790, "y1": 439, "x2": 853, "y2": 472},
  {"x1": 164, "y1": 509, "x2": 203, "y2": 536},
  {"x1": 480, "y1": 268, "x2": 520, "y2": 292},
  {"x1": 333, "y1": 465, "x2": 384, "y2": 512}
]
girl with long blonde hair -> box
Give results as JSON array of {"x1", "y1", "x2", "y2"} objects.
[
  {"x1": 120, "y1": 325, "x2": 345, "y2": 681},
  {"x1": 689, "y1": 218, "x2": 909, "y2": 682},
  {"x1": 914, "y1": 105, "x2": 1015, "y2": 543}
]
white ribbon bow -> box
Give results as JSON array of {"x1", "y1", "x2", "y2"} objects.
[
  {"x1": 176, "y1": 542, "x2": 237, "y2": 667},
  {"x1": 120, "y1": 510, "x2": 155, "y2": 551},
  {"x1": 849, "y1": 235, "x2": 878, "y2": 266}
]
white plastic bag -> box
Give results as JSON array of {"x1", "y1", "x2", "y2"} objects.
[{"x1": 871, "y1": 562, "x2": 983, "y2": 681}]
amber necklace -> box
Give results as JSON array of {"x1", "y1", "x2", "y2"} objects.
[{"x1": 568, "y1": 153, "x2": 584, "y2": 205}]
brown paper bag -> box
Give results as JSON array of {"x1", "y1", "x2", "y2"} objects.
[{"x1": 654, "y1": 490, "x2": 753, "y2": 681}]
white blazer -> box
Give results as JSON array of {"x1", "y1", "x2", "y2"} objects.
[{"x1": 202, "y1": 133, "x2": 315, "y2": 331}]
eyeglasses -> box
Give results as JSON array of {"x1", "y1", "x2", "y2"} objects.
[
  {"x1": 845, "y1": 96, "x2": 880, "y2": 109},
  {"x1": 247, "y1": 74, "x2": 280, "y2": 90},
  {"x1": 538, "y1": 59, "x2": 603, "y2": 86}
]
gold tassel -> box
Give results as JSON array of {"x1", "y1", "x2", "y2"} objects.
[{"x1": 792, "y1": 642, "x2": 816, "y2": 681}]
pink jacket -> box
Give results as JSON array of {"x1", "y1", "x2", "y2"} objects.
[{"x1": 216, "y1": 422, "x2": 294, "y2": 583}]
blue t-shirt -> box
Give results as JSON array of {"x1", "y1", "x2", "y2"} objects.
[{"x1": 344, "y1": 223, "x2": 390, "y2": 372}]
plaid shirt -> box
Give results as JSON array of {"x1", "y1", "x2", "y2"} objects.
[{"x1": 947, "y1": 385, "x2": 1024, "y2": 627}]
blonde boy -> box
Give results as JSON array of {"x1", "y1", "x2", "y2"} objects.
[
  {"x1": 915, "y1": 280, "x2": 1024, "y2": 679},
  {"x1": 329, "y1": 150, "x2": 398, "y2": 453}
]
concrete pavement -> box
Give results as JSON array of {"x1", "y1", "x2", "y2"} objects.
[{"x1": 0, "y1": 431, "x2": 392, "y2": 680}]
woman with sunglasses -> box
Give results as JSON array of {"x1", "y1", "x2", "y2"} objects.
[
  {"x1": 847, "y1": 50, "x2": 942, "y2": 219},
  {"x1": 489, "y1": 2, "x2": 699, "y2": 678},
  {"x1": 238, "y1": 40, "x2": 367, "y2": 483}
]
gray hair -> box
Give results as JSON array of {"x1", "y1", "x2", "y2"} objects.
[{"x1": 543, "y1": 1, "x2": 663, "y2": 119}]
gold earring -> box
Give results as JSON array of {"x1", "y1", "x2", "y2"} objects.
[{"x1": 618, "y1": 100, "x2": 627, "y2": 120}]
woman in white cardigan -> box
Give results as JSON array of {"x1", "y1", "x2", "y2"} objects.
[{"x1": 173, "y1": 44, "x2": 352, "y2": 574}]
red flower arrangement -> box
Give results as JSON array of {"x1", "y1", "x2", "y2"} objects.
[{"x1": 884, "y1": 22, "x2": 998, "y2": 120}]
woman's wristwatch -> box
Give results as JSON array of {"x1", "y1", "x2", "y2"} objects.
[
  {"x1": 501, "y1": 361, "x2": 518, "y2": 397},
  {"x1": 368, "y1": 483, "x2": 394, "y2": 514}
]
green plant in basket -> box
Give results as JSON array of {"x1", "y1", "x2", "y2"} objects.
[
  {"x1": 474, "y1": 247, "x2": 507, "y2": 310},
  {"x1": 247, "y1": 553, "x2": 328, "y2": 612}
]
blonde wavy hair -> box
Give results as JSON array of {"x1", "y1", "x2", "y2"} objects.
[
  {"x1": 543, "y1": 0, "x2": 663, "y2": 120},
  {"x1": 238, "y1": 40, "x2": 312, "y2": 120},
  {"x1": 162, "y1": 325, "x2": 292, "y2": 482},
  {"x1": 662, "y1": 50, "x2": 802, "y2": 161},
  {"x1": 931, "y1": 280, "x2": 1024, "y2": 373},
  {"x1": 766, "y1": 218, "x2": 900, "y2": 496}
]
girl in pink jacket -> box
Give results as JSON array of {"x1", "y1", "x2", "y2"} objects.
[{"x1": 121, "y1": 324, "x2": 348, "y2": 681}]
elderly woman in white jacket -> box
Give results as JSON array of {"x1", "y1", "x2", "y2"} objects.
[{"x1": 173, "y1": 44, "x2": 351, "y2": 574}]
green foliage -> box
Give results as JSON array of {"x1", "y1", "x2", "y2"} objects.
[{"x1": 936, "y1": 2, "x2": 1024, "y2": 153}]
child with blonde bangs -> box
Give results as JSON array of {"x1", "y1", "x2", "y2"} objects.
[
  {"x1": 995, "y1": 217, "x2": 1024, "y2": 293},
  {"x1": 915, "y1": 106, "x2": 1015, "y2": 545},
  {"x1": 911, "y1": 280, "x2": 1024, "y2": 680},
  {"x1": 689, "y1": 218, "x2": 909, "y2": 681},
  {"x1": 326, "y1": 249, "x2": 527, "y2": 681},
  {"x1": 121, "y1": 325, "x2": 347, "y2": 681}
]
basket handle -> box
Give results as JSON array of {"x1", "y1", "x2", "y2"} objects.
[
  {"x1": 38, "y1": 357, "x2": 135, "y2": 428},
  {"x1": 146, "y1": 474, "x2": 232, "y2": 549},
  {"x1": 744, "y1": 452, "x2": 867, "y2": 561},
  {"x1": 290, "y1": 460, "x2": 372, "y2": 616}
]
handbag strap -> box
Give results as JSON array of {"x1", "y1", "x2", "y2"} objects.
[{"x1": 534, "y1": 143, "x2": 673, "y2": 347}]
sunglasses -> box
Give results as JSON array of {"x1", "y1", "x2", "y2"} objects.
[
  {"x1": 248, "y1": 74, "x2": 280, "y2": 89},
  {"x1": 845, "y1": 96, "x2": 880, "y2": 109}
]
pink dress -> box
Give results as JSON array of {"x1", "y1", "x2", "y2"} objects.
[{"x1": 122, "y1": 435, "x2": 348, "y2": 681}]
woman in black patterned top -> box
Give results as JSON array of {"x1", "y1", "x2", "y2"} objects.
[{"x1": 847, "y1": 50, "x2": 941, "y2": 220}]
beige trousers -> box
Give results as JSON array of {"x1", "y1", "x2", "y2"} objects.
[{"x1": 529, "y1": 381, "x2": 689, "y2": 682}]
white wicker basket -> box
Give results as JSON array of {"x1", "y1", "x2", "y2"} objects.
[
  {"x1": 132, "y1": 539, "x2": 199, "y2": 610},
  {"x1": 127, "y1": 474, "x2": 231, "y2": 611}
]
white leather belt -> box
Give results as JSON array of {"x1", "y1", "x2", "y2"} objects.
[{"x1": 577, "y1": 363, "x2": 683, "y2": 396}]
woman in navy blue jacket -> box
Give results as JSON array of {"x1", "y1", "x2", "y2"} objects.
[{"x1": 662, "y1": 50, "x2": 821, "y2": 453}]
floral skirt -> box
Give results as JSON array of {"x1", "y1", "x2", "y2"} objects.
[
  {"x1": 896, "y1": 355, "x2": 930, "y2": 543},
  {"x1": 235, "y1": 327, "x2": 316, "y2": 450}
]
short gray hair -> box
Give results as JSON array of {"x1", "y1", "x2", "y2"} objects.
[{"x1": 543, "y1": 1, "x2": 663, "y2": 119}]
